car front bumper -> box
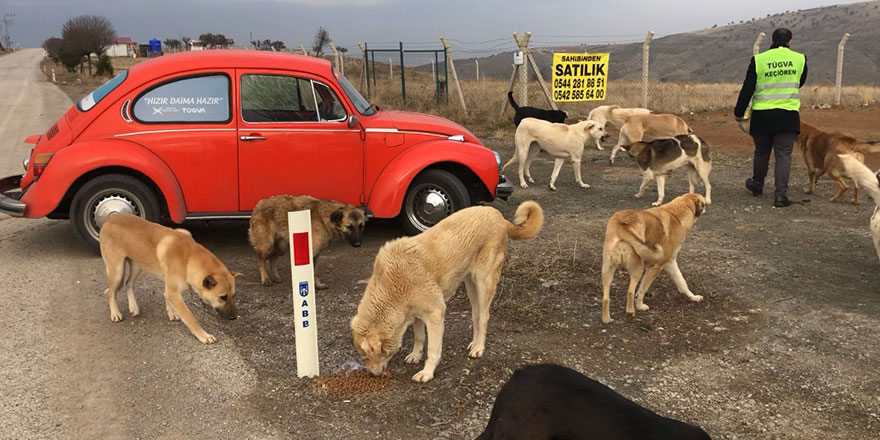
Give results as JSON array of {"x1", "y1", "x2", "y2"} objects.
[
  {"x1": 0, "y1": 175, "x2": 25, "y2": 216},
  {"x1": 495, "y1": 175, "x2": 514, "y2": 201}
]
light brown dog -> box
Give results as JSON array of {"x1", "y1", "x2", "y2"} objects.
[
  {"x1": 248, "y1": 195, "x2": 366, "y2": 289},
  {"x1": 600, "y1": 193, "x2": 706, "y2": 324},
  {"x1": 99, "y1": 214, "x2": 241, "y2": 344},
  {"x1": 609, "y1": 113, "x2": 693, "y2": 164},
  {"x1": 797, "y1": 122, "x2": 880, "y2": 205},
  {"x1": 351, "y1": 201, "x2": 543, "y2": 382},
  {"x1": 587, "y1": 104, "x2": 652, "y2": 150}
]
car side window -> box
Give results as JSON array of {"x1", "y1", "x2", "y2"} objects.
[
  {"x1": 241, "y1": 74, "x2": 319, "y2": 123},
  {"x1": 313, "y1": 82, "x2": 347, "y2": 121},
  {"x1": 132, "y1": 74, "x2": 230, "y2": 123}
]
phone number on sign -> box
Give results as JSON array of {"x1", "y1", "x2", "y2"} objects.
[
  {"x1": 553, "y1": 88, "x2": 606, "y2": 100},
  {"x1": 552, "y1": 77, "x2": 605, "y2": 88}
]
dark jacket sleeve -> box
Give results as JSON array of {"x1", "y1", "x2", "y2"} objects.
[
  {"x1": 734, "y1": 57, "x2": 756, "y2": 117},
  {"x1": 799, "y1": 55, "x2": 808, "y2": 87}
]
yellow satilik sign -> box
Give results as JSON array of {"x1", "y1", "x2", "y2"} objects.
[{"x1": 552, "y1": 53, "x2": 609, "y2": 102}]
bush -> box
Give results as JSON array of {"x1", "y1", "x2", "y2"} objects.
[{"x1": 95, "y1": 54, "x2": 113, "y2": 76}]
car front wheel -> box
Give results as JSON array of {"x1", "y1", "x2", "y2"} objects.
[
  {"x1": 399, "y1": 169, "x2": 470, "y2": 235},
  {"x1": 70, "y1": 174, "x2": 161, "y2": 254}
]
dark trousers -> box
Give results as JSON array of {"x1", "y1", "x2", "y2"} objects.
[{"x1": 751, "y1": 132, "x2": 797, "y2": 197}]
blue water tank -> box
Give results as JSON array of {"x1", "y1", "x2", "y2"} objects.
[{"x1": 149, "y1": 38, "x2": 161, "y2": 52}]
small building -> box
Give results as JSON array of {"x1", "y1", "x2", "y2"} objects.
[
  {"x1": 189, "y1": 40, "x2": 204, "y2": 51},
  {"x1": 106, "y1": 37, "x2": 137, "y2": 57}
]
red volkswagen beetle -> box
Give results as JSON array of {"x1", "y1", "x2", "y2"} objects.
[{"x1": 0, "y1": 50, "x2": 512, "y2": 253}]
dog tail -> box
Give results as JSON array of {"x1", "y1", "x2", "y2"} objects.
[
  {"x1": 507, "y1": 91, "x2": 519, "y2": 110},
  {"x1": 617, "y1": 228, "x2": 665, "y2": 263},
  {"x1": 839, "y1": 153, "x2": 880, "y2": 207},
  {"x1": 507, "y1": 201, "x2": 543, "y2": 240},
  {"x1": 501, "y1": 154, "x2": 518, "y2": 171}
]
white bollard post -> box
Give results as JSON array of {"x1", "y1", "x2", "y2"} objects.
[
  {"x1": 288, "y1": 210, "x2": 320, "y2": 378},
  {"x1": 51, "y1": 68, "x2": 56, "y2": 83}
]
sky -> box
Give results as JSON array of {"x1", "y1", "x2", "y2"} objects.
[{"x1": 0, "y1": 0, "x2": 867, "y2": 53}]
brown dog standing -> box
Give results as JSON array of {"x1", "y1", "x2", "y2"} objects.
[
  {"x1": 797, "y1": 121, "x2": 880, "y2": 204},
  {"x1": 99, "y1": 214, "x2": 241, "y2": 344},
  {"x1": 600, "y1": 193, "x2": 706, "y2": 324},
  {"x1": 248, "y1": 195, "x2": 367, "y2": 289}
]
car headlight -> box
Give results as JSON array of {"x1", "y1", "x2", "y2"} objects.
[
  {"x1": 493, "y1": 150, "x2": 501, "y2": 167},
  {"x1": 23, "y1": 156, "x2": 29, "y2": 171}
]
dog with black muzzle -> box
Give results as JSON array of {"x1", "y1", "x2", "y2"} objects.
[
  {"x1": 99, "y1": 214, "x2": 242, "y2": 344},
  {"x1": 248, "y1": 195, "x2": 367, "y2": 289}
]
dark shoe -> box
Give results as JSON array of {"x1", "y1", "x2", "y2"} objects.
[
  {"x1": 745, "y1": 178, "x2": 763, "y2": 196},
  {"x1": 773, "y1": 195, "x2": 792, "y2": 207}
]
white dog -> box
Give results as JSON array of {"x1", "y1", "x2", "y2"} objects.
[
  {"x1": 502, "y1": 118, "x2": 607, "y2": 191},
  {"x1": 838, "y1": 154, "x2": 880, "y2": 263},
  {"x1": 587, "y1": 105, "x2": 651, "y2": 150}
]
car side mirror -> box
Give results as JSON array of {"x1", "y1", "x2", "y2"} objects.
[{"x1": 348, "y1": 114, "x2": 359, "y2": 129}]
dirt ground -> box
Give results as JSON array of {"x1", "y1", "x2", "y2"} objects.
[{"x1": 44, "y1": 66, "x2": 880, "y2": 438}]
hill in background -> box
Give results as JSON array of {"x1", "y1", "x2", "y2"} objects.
[{"x1": 449, "y1": 1, "x2": 880, "y2": 85}]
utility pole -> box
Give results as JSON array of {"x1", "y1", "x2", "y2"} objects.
[{"x1": 1, "y1": 13, "x2": 14, "y2": 51}]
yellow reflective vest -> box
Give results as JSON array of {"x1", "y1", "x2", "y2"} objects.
[{"x1": 753, "y1": 47, "x2": 805, "y2": 111}]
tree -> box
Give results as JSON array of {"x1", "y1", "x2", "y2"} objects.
[
  {"x1": 42, "y1": 37, "x2": 63, "y2": 61},
  {"x1": 61, "y1": 15, "x2": 116, "y2": 75},
  {"x1": 182, "y1": 37, "x2": 191, "y2": 50},
  {"x1": 198, "y1": 33, "x2": 229, "y2": 49},
  {"x1": 312, "y1": 26, "x2": 331, "y2": 56},
  {"x1": 163, "y1": 38, "x2": 182, "y2": 52},
  {"x1": 270, "y1": 40, "x2": 285, "y2": 51}
]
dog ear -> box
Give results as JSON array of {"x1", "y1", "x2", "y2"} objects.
[
  {"x1": 230, "y1": 271, "x2": 244, "y2": 279},
  {"x1": 203, "y1": 275, "x2": 217, "y2": 289},
  {"x1": 693, "y1": 197, "x2": 704, "y2": 217},
  {"x1": 330, "y1": 209, "x2": 344, "y2": 225},
  {"x1": 609, "y1": 104, "x2": 620, "y2": 110}
]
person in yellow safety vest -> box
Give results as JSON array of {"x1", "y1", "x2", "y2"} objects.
[{"x1": 735, "y1": 28, "x2": 808, "y2": 208}]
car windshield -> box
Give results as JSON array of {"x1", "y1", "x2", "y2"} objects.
[
  {"x1": 336, "y1": 74, "x2": 376, "y2": 116},
  {"x1": 77, "y1": 71, "x2": 128, "y2": 112}
]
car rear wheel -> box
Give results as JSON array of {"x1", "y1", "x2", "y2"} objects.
[
  {"x1": 399, "y1": 169, "x2": 470, "y2": 235},
  {"x1": 70, "y1": 174, "x2": 161, "y2": 255}
]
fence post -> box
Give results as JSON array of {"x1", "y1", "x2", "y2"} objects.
[
  {"x1": 528, "y1": 54, "x2": 558, "y2": 110},
  {"x1": 329, "y1": 42, "x2": 340, "y2": 74},
  {"x1": 835, "y1": 32, "x2": 851, "y2": 106},
  {"x1": 641, "y1": 31, "x2": 654, "y2": 109},
  {"x1": 299, "y1": 45, "x2": 308, "y2": 56},
  {"x1": 359, "y1": 42, "x2": 370, "y2": 99},
  {"x1": 440, "y1": 36, "x2": 467, "y2": 111},
  {"x1": 513, "y1": 31, "x2": 531, "y2": 106},
  {"x1": 431, "y1": 59, "x2": 436, "y2": 82},
  {"x1": 389, "y1": 57, "x2": 393, "y2": 79},
  {"x1": 399, "y1": 41, "x2": 406, "y2": 104},
  {"x1": 752, "y1": 32, "x2": 766, "y2": 56},
  {"x1": 475, "y1": 60, "x2": 479, "y2": 81}
]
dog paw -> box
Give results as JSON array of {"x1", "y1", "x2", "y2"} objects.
[
  {"x1": 198, "y1": 333, "x2": 218, "y2": 344},
  {"x1": 549, "y1": 185, "x2": 557, "y2": 191},
  {"x1": 705, "y1": 198, "x2": 712, "y2": 205},
  {"x1": 110, "y1": 311, "x2": 124, "y2": 322},
  {"x1": 468, "y1": 344, "x2": 485, "y2": 358},
  {"x1": 637, "y1": 303, "x2": 650, "y2": 312},
  {"x1": 634, "y1": 193, "x2": 644, "y2": 199},
  {"x1": 260, "y1": 279, "x2": 273, "y2": 287},
  {"x1": 412, "y1": 370, "x2": 435, "y2": 383},
  {"x1": 315, "y1": 282, "x2": 328, "y2": 290},
  {"x1": 527, "y1": 177, "x2": 535, "y2": 184},
  {"x1": 651, "y1": 201, "x2": 662, "y2": 207},
  {"x1": 580, "y1": 183, "x2": 590, "y2": 189},
  {"x1": 520, "y1": 183, "x2": 529, "y2": 189},
  {"x1": 167, "y1": 311, "x2": 180, "y2": 321},
  {"x1": 404, "y1": 351, "x2": 423, "y2": 364},
  {"x1": 602, "y1": 317, "x2": 614, "y2": 324},
  {"x1": 271, "y1": 273, "x2": 282, "y2": 283},
  {"x1": 597, "y1": 146, "x2": 605, "y2": 151},
  {"x1": 690, "y1": 295, "x2": 704, "y2": 303},
  {"x1": 803, "y1": 188, "x2": 813, "y2": 194}
]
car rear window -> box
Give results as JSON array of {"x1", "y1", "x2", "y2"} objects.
[
  {"x1": 132, "y1": 74, "x2": 231, "y2": 123},
  {"x1": 77, "y1": 71, "x2": 128, "y2": 112}
]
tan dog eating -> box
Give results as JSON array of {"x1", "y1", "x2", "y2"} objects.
[
  {"x1": 248, "y1": 195, "x2": 367, "y2": 289},
  {"x1": 600, "y1": 193, "x2": 706, "y2": 324},
  {"x1": 351, "y1": 201, "x2": 543, "y2": 382},
  {"x1": 99, "y1": 214, "x2": 241, "y2": 344},
  {"x1": 609, "y1": 113, "x2": 692, "y2": 164}
]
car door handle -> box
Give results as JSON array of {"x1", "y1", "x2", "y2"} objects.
[{"x1": 240, "y1": 135, "x2": 267, "y2": 141}]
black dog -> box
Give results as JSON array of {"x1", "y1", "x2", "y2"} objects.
[
  {"x1": 507, "y1": 91, "x2": 567, "y2": 127},
  {"x1": 478, "y1": 364, "x2": 711, "y2": 440}
]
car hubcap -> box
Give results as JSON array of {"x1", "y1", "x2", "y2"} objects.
[
  {"x1": 85, "y1": 191, "x2": 141, "y2": 241},
  {"x1": 407, "y1": 185, "x2": 451, "y2": 231}
]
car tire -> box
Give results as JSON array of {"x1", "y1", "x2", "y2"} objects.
[
  {"x1": 398, "y1": 169, "x2": 471, "y2": 235},
  {"x1": 70, "y1": 174, "x2": 161, "y2": 255}
]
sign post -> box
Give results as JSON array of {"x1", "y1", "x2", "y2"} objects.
[
  {"x1": 288, "y1": 210, "x2": 319, "y2": 378},
  {"x1": 551, "y1": 52, "x2": 610, "y2": 102}
]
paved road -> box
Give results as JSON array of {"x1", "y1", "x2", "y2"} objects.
[{"x1": 0, "y1": 49, "x2": 280, "y2": 439}]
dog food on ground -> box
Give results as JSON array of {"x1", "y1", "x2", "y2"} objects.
[{"x1": 313, "y1": 362, "x2": 391, "y2": 396}]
